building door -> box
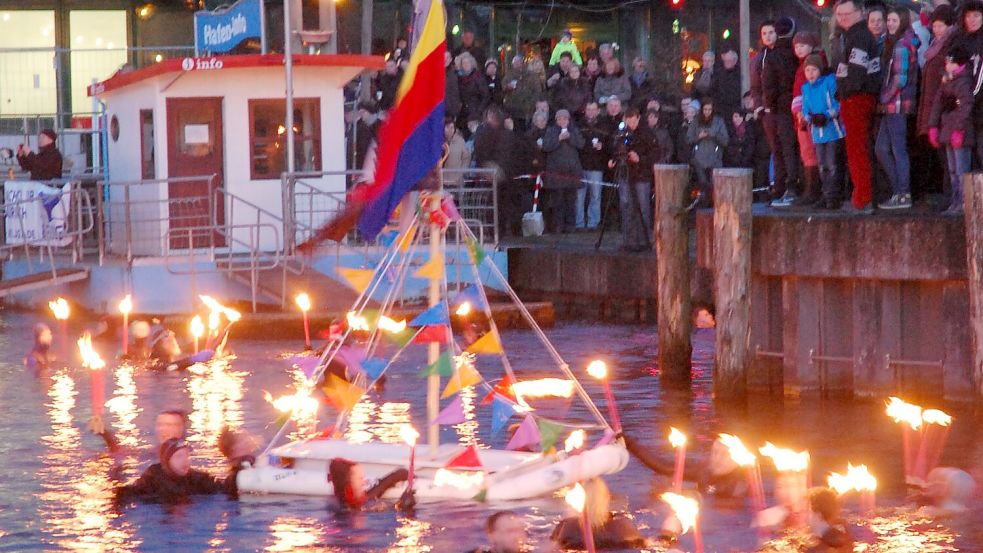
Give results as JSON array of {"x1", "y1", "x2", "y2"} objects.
[{"x1": 166, "y1": 97, "x2": 224, "y2": 248}]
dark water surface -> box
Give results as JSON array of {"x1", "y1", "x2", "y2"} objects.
[{"x1": 0, "y1": 313, "x2": 980, "y2": 552}]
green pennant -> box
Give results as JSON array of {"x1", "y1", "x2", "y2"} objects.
[
  {"x1": 471, "y1": 487, "x2": 488, "y2": 502},
  {"x1": 466, "y1": 237, "x2": 487, "y2": 266},
  {"x1": 384, "y1": 328, "x2": 414, "y2": 347},
  {"x1": 537, "y1": 418, "x2": 565, "y2": 453},
  {"x1": 417, "y1": 350, "x2": 453, "y2": 378}
]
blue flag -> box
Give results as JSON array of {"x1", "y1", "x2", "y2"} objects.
[
  {"x1": 453, "y1": 285, "x2": 487, "y2": 311},
  {"x1": 361, "y1": 357, "x2": 388, "y2": 380},
  {"x1": 491, "y1": 396, "x2": 516, "y2": 437},
  {"x1": 410, "y1": 301, "x2": 450, "y2": 326}
]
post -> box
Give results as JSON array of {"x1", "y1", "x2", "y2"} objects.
[
  {"x1": 317, "y1": 0, "x2": 338, "y2": 54},
  {"x1": 360, "y1": 0, "x2": 374, "y2": 101},
  {"x1": 740, "y1": 0, "x2": 750, "y2": 93},
  {"x1": 964, "y1": 172, "x2": 983, "y2": 397},
  {"x1": 284, "y1": 0, "x2": 296, "y2": 173},
  {"x1": 654, "y1": 165, "x2": 692, "y2": 387},
  {"x1": 712, "y1": 168, "x2": 753, "y2": 399}
]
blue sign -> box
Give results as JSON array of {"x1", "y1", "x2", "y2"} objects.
[{"x1": 194, "y1": 0, "x2": 265, "y2": 55}]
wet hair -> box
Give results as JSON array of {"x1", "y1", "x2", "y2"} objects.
[
  {"x1": 810, "y1": 487, "x2": 839, "y2": 521},
  {"x1": 329, "y1": 458, "x2": 358, "y2": 508},
  {"x1": 486, "y1": 510, "x2": 519, "y2": 533},
  {"x1": 217, "y1": 427, "x2": 241, "y2": 459}
]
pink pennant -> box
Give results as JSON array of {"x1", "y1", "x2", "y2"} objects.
[
  {"x1": 594, "y1": 428, "x2": 616, "y2": 448},
  {"x1": 506, "y1": 415, "x2": 540, "y2": 451},
  {"x1": 441, "y1": 196, "x2": 462, "y2": 221},
  {"x1": 289, "y1": 355, "x2": 321, "y2": 380},
  {"x1": 430, "y1": 396, "x2": 466, "y2": 425}
]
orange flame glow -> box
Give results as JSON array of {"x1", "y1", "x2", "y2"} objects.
[
  {"x1": 399, "y1": 424, "x2": 419, "y2": 447},
  {"x1": 886, "y1": 397, "x2": 923, "y2": 430},
  {"x1": 718, "y1": 434, "x2": 757, "y2": 467},
  {"x1": 48, "y1": 297, "x2": 70, "y2": 320},
  {"x1": 827, "y1": 463, "x2": 877, "y2": 495},
  {"x1": 77, "y1": 333, "x2": 106, "y2": 370},
  {"x1": 759, "y1": 442, "x2": 810, "y2": 472},
  {"x1": 378, "y1": 316, "x2": 407, "y2": 333},
  {"x1": 295, "y1": 293, "x2": 311, "y2": 312},
  {"x1": 921, "y1": 409, "x2": 952, "y2": 427},
  {"x1": 118, "y1": 294, "x2": 132, "y2": 315},
  {"x1": 199, "y1": 295, "x2": 242, "y2": 323},
  {"x1": 586, "y1": 360, "x2": 608, "y2": 379},
  {"x1": 669, "y1": 427, "x2": 687, "y2": 448},
  {"x1": 264, "y1": 390, "x2": 319, "y2": 419},
  {"x1": 565, "y1": 483, "x2": 586, "y2": 513},
  {"x1": 346, "y1": 311, "x2": 371, "y2": 331},
  {"x1": 455, "y1": 302, "x2": 472, "y2": 316},
  {"x1": 511, "y1": 378, "x2": 575, "y2": 399},
  {"x1": 190, "y1": 315, "x2": 204, "y2": 339},
  {"x1": 434, "y1": 468, "x2": 484, "y2": 490},
  {"x1": 564, "y1": 430, "x2": 586, "y2": 452},
  {"x1": 660, "y1": 492, "x2": 699, "y2": 534}
]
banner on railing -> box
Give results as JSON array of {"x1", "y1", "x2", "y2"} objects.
[
  {"x1": 194, "y1": 0, "x2": 266, "y2": 56},
  {"x1": 4, "y1": 181, "x2": 74, "y2": 247}
]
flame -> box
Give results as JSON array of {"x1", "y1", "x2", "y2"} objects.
[
  {"x1": 295, "y1": 293, "x2": 311, "y2": 312},
  {"x1": 669, "y1": 427, "x2": 687, "y2": 448},
  {"x1": 827, "y1": 463, "x2": 877, "y2": 495},
  {"x1": 886, "y1": 397, "x2": 923, "y2": 430},
  {"x1": 199, "y1": 295, "x2": 242, "y2": 323},
  {"x1": 718, "y1": 434, "x2": 757, "y2": 467},
  {"x1": 208, "y1": 310, "x2": 220, "y2": 332},
  {"x1": 759, "y1": 442, "x2": 810, "y2": 472},
  {"x1": 511, "y1": 378, "x2": 575, "y2": 399},
  {"x1": 455, "y1": 302, "x2": 472, "y2": 316},
  {"x1": 346, "y1": 311, "x2": 371, "y2": 331},
  {"x1": 49, "y1": 297, "x2": 70, "y2": 320},
  {"x1": 77, "y1": 333, "x2": 106, "y2": 370},
  {"x1": 399, "y1": 424, "x2": 419, "y2": 447},
  {"x1": 433, "y1": 468, "x2": 484, "y2": 490},
  {"x1": 564, "y1": 430, "x2": 586, "y2": 452},
  {"x1": 586, "y1": 360, "x2": 608, "y2": 379},
  {"x1": 660, "y1": 492, "x2": 699, "y2": 534},
  {"x1": 264, "y1": 390, "x2": 319, "y2": 419},
  {"x1": 565, "y1": 483, "x2": 586, "y2": 513},
  {"x1": 190, "y1": 315, "x2": 204, "y2": 339},
  {"x1": 118, "y1": 294, "x2": 132, "y2": 315},
  {"x1": 378, "y1": 316, "x2": 407, "y2": 333},
  {"x1": 921, "y1": 409, "x2": 952, "y2": 427}
]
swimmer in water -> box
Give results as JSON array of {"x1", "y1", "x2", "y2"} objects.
[
  {"x1": 912, "y1": 467, "x2": 977, "y2": 516},
  {"x1": 466, "y1": 510, "x2": 527, "y2": 553},
  {"x1": 328, "y1": 458, "x2": 415, "y2": 512},
  {"x1": 807, "y1": 488, "x2": 854, "y2": 553},
  {"x1": 147, "y1": 327, "x2": 216, "y2": 371},
  {"x1": 126, "y1": 320, "x2": 152, "y2": 360},
  {"x1": 115, "y1": 438, "x2": 235, "y2": 505},
  {"x1": 551, "y1": 477, "x2": 650, "y2": 550},
  {"x1": 24, "y1": 323, "x2": 55, "y2": 370}
]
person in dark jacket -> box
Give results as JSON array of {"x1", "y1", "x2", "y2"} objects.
[
  {"x1": 645, "y1": 109, "x2": 675, "y2": 165},
  {"x1": 727, "y1": 109, "x2": 759, "y2": 169},
  {"x1": 551, "y1": 478, "x2": 650, "y2": 550},
  {"x1": 762, "y1": 16, "x2": 802, "y2": 206},
  {"x1": 807, "y1": 488, "x2": 855, "y2": 553},
  {"x1": 628, "y1": 57, "x2": 657, "y2": 108},
  {"x1": 372, "y1": 59, "x2": 401, "y2": 111},
  {"x1": 484, "y1": 59, "x2": 503, "y2": 106},
  {"x1": 115, "y1": 438, "x2": 233, "y2": 504},
  {"x1": 692, "y1": 50, "x2": 717, "y2": 101},
  {"x1": 928, "y1": 44, "x2": 975, "y2": 215},
  {"x1": 453, "y1": 30, "x2": 487, "y2": 68},
  {"x1": 554, "y1": 64, "x2": 593, "y2": 118},
  {"x1": 444, "y1": 51, "x2": 463, "y2": 123},
  {"x1": 23, "y1": 323, "x2": 55, "y2": 370},
  {"x1": 688, "y1": 100, "x2": 731, "y2": 203},
  {"x1": 542, "y1": 109, "x2": 585, "y2": 233},
  {"x1": 830, "y1": 0, "x2": 880, "y2": 211},
  {"x1": 17, "y1": 129, "x2": 62, "y2": 181},
  {"x1": 328, "y1": 457, "x2": 413, "y2": 512},
  {"x1": 474, "y1": 107, "x2": 521, "y2": 235},
  {"x1": 352, "y1": 102, "x2": 381, "y2": 172},
  {"x1": 457, "y1": 53, "x2": 491, "y2": 132},
  {"x1": 915, "y1": 5, "x2": 957, "y2": 200},
  {"x1": 675, "y1": 98, "x2": 699, "y2": 165},
  {"x1": 952, "y1": 0, "x2": 983, "y2": 169},
  {"x1": 607, "y1": 108, "x2": 653, "y2": 252},
  {"x1": 578, "y1": 101, "x2": 611, "y2": 230},
  {"x1": 712, "y1": 49, "x2": 743, "y2": 123}
]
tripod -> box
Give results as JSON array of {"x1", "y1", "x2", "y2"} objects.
[{"x1": 595, "y1": 157, "x2": 652, "y2": 251}]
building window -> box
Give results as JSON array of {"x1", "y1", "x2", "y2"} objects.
[
  {"x1": 248, "y1": 98, "x2": 321, "y2": 180},
  {"x1": 140, "y1": 110, "x2": 154, "y2": 179}
]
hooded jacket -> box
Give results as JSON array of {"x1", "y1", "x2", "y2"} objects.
[
  {"x1": 763, "y1": 37, "x2": 799, "y2": 112},
  {"x1": 929, "y1": 67, "x2": 976, "y2": 147},
  {"x1": 687, "y1": 114, "x2": 730, "y2": 169},
  {"x1": 593, "y1": 70, "x2": 632, "y2": 105},
  {"x1": 917, "y1": 26, "x2": 957, "y2": 135},
  {"x1": 801, "y1": 74, "x2": 846, "y2": 144},
  {"x1": 830, "y1": 20, "x2": 881, "y2": 98},
  {"x1": 879, "y1": 28, "x2": 920, "y2": 114}
]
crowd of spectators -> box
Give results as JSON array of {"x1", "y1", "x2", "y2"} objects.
[{"x1": 349, "y1": 0, "x2": 983, "y2": 251}]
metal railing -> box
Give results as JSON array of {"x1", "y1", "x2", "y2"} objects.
[{"x1": 0, "y1": 180, "x2": 95, "y2": 278}]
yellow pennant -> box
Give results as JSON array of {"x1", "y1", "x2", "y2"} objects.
[
  {"x1": 398, "y1": 228, "x2": 415, "y2": 252},
  {"x1": 466, "y1": 329, "x2": 503, "y2": 355},
  {"x1": 441, "y1": 363, "x2": 483, "y2": 398},
  {"x1": 414, "y1": 255, "x2": 445, "y2": 280},
  {"x1": 324, "y1": 373, "x2": 365, "y2": 411},
  {"x1": 338, "y1": 267, "x2": 375, "y2": 293}
]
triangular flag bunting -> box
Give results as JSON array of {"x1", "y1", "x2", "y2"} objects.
[
  {"x1": 414, "y1": 255, "x2": 445, "y2": 280},
  {"x1": 506, "y1": 415, "x2": 540, "y2": 451},
  {"x1": 361, "y1": 357, "x2": 388, "y2": 380},
  {"x1": 288, "y1": 355, "x2": 321, "y2": 380},
  {"x1": 430, "y1": 396, "x2": 466, "y2": 425},
  {"x1": 323, "y1": 373, "x2": 365, "y2": 411},
  {"x1": 472, "y1": 488, "x2": 488, "y2": 502},
  {"x1": 413, "y1": 325, "x2": 450, "y2": 344},
  {"x1": 595, "y1": 428, "x2": 616, "y2": 448},
  {"x1": 410, "y1": 302, "x2": 450, "y2": 326},
  {"x1": 335, "y1": 346, "x2": 366, "y2": 373},
  {"x1": 490, "y1": 396, "x2": 516, "y2": 436},
  {"x1": 445, "y1": 445, "x2": 483, "y2": 468},
  {"x1": 537, "y1": 418, "x2": 565, "y2": 452},
  {"x1": 481, "y1": 375, "x2": 516, "y2": 405},
  {"x1": 338, "y1": 267, "x2": 375, "y2": 293},
  {"x1": 466, "y1": 329, "x2": 503, "y2": 355},
  {"x1": 384, "y1": 328, "x2": 415, "y2": 347},
  {"x1": 398, "y1": 228, "x2": 414, "y2": 252},
  {"x1": 379, "y1": 229, "x2": 399, "y2": 248},
  {"x1": 442, "y1": 363, "x2": 483, "y2": 398},
  {"x1": 453, "y1": 285, "x2": 488, "y2": 311},
  {"x1": 466, "y1": 237, "x2": 486, "y2": 266},
  {"x1": 441, "y1": 196, "x2": 462, "y2": 221},
  {"x1": 418, "y1": 351, "x2": 453, "y2": 378}
]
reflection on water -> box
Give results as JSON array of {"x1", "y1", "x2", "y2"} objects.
[{"x1": 1, "y1": 316, "x2": 979, "y2": 552}]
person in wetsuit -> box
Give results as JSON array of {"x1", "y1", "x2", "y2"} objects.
[
  {"x1": 466, "y1": 510, "x2": 527, "y2": 553},
  {"x1": 24, "y1": 323, "x2": 55, "y2": 370},
  {"x1": 328, "y1": 457, "x2": 414, "y2": 512},
  {"x1": 115, "y1": 438, "x2": 235, "y2": 504},
  {"x1": 551, "y1": 477, "x2": 650, "y2": 550}
]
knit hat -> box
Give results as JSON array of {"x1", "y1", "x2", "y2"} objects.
[
  {"x1": 40, "y1": 129, "x2": 57, "y2": 142},
  {"x1": 555, "y1": 109, "x2": 571, "y2": 120},
  {"x1": 159, "y1": 438, "x2": 189, "y2": 474},
  {"x1": 775, "y1": 16, "x2": 797, "y2": 39},
  {"x1": 931, "y1": 4, "x2": 956, "y2": 26},
  {"x1": 804, "y1": 54, "x2": 827, "y2": 71},
  {"x1": 947, "y1": 42, "x2": 972, "y2": 65},
  {"x1": 688, "y1": 99, "x2": 701, "y2": 112},
  {"x1": 792, "y1": 31, "x2": 820, "y2": 49}
]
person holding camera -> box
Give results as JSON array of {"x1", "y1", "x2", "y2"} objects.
[
  {"x1": 16, "y1": 129, "x2": 62, "y2": 181},
  {"x1": 542, "y1": 109, "x2": 586, "y2": 233},
  {"x1": 607, "y1": 107, "x2": 652, "y2": 252}
]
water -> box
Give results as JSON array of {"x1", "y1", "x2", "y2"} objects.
[{"x1": 0, "y1": 313, "x2": 980, "y2": 552}]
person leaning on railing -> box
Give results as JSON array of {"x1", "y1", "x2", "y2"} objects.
[{"x1": 16, "y1": 129, "x2": 63, "y2": 181}]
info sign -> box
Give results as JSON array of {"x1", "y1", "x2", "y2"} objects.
[{"x1": 194, "y1": 0, "x2": 266, "y2": 56}]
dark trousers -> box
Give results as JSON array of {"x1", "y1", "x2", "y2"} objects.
[
  {"x1": 763, "y1": 110, "x2": 801, "y2": 196},
  {"x1": 619, "y1": 180, "x2": 652, "y2": 249},
  {"x1": 815, "y1": 141, "x2": 842, "y2": 201},
  {"x1": 543, "y1": 188, "x2": 577, "y2": 233}
]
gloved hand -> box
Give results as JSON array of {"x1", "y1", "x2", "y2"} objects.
[
  {"x1": 810, "y1": 113, "x2": 829, "y2": 127},
  {"x1": 952, "y1": 130, "x2": 965, "y2": 149},
  {"x1": 397, "y1": 488, "x2": 417, "y2": 513},
  {"x1": 929, "y1": 127, "x2": 940, "y2": 149}
]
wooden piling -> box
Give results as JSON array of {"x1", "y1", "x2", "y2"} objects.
[
  {"x1": 964, "y1": 172, "x2": 983, "y2": 397},
  {"x1": 712, "y1": 168, "x2": 753, "y2": 399},
  {"x1": 654, "y1": 164, "x2": 693, "y2": 387}
]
